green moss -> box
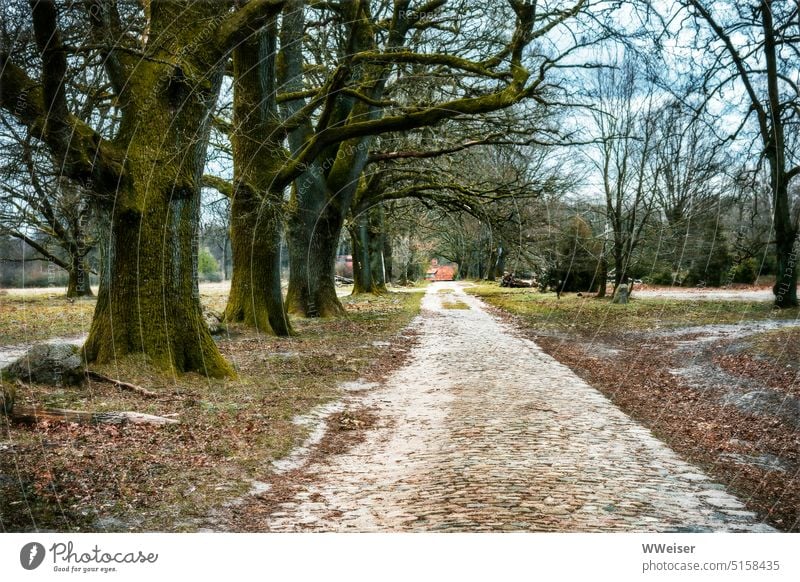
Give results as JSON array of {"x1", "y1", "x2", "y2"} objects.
[{"x1": 442, "y1": 300, "x2": 470, "y2": 310}]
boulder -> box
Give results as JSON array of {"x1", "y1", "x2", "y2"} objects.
[
  {"x1": 203, "y1": 309, "x2": 226, "y2": 335},
  {"x1": 1, "y1": 343, "x2": 85, "y2": 386}
]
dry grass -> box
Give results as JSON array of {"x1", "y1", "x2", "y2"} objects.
[{"x1": 0, "y1": 289, "x2": 423, "y2": 532}]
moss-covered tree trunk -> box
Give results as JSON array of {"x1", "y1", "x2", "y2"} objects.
[
  {"x1": 286, "y1": 199, "x2": 346, "y2": 317},
  {"x1": 83, "y1": 2, "x2": 244, "y2": 377},
  {"x1": 66, "y1": 254, "x2": 93, "y2": 298},
  {"x1": 4, "y1": 0, "x2": 286, "y2": 376},
  {"x1": 84, "y1": 186, "x2": 232, "y2": 376},
  {"x1": 225, "y1": 22, "x2": 291, "y2": 335},
  {"x1": 350, "y1": 205, "x2": 387, "y2": 295},
  {"x1": 351, "y1": 218, "x2": 371, "y2": 295}
]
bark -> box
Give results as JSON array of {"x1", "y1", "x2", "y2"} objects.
[
  {"x1": 225, "y1": 22, "x2": 291, "y2": 335},
  {"x1": 286, "y1": 199, "x2": 346, "y2": 317},
  {"x1": 350, "y1": 206, "x2": 387, "y2": 295},
  {"x1": 772, "y1": 180, "x2": 798, "y2": 307},
  {"x1": 82, "y1": 3, "x2": 240, "y2": 377},
  {"x1": 351, "y1": 219, "x2": 371, "y2": 294},
  {"x1": 596, "y1": 255, "x2": 608, "y2": 298},
  {"x1": 84, "y1": 179, "x2": 233, "y2": 377},
  {"x1": 3, "y1": 1, "x2": 285, "y2": 376},
  {"x1": 66, "y1": 254, "x2": 93, "y2": 298},
  {"x1": 226, "y1": 187, "x2": 290, "y2": 333}
]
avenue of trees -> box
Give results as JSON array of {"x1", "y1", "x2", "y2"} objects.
[{"x1": 1, "y1": 0, "x2": 798, "y2": 377}]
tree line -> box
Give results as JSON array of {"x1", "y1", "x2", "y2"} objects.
[{"x1": 0, "y1": 0, "x2": 797, "y2": 377}]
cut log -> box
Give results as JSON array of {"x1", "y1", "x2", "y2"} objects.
[
  {"x1": 8, "y1": 405, "x2": 178, "y2": 426},
  {"x1": 86, "y1": 371, "x2": 159, "y2": 398}
]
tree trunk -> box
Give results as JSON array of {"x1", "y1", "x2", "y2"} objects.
[
  {"x1": 224, "y1": 25, "x2": 291, "y2": 335},
  {"x1": 383, "y1": 232, "x2": 393, "y2": 283},
  {"x1": 486, "y1": 248, "x2": 498, "y2": 281},
  {"x1": 772, "y1": 178, "x2": 798, "y2": 308},
  {"x1": 597, "y1": 255, "x2": 608, "y2": 298},
  {"x1": 84, "y1": 48, "x2": 232, "y2": 377},
  {"x1": 351, "y1": 217, "x2": 372, "y2": 294},
  {"x1": 225, "y1": 188, "x2": 290, "y2": 334},
  {"x1": 286, "y1": 200, "x2": 346, "y2": 317},
  {"x1": 66, "y1": 254, "x2": 93, "y2": 298},
  {"x1": 84, "y1": 183, "x2": 232, "y2": 377}
]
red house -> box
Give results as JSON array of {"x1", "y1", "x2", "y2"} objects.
[{"x1": 425, "y1": 259, "x2": 456, "y2": 281}]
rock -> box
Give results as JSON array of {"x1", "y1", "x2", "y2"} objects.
[
  {"x1": 1, "y1": 343, "x2": 85, "y2": 386},
  {"x1": 203, "y1": 309, "x2": 226, "y2": 335},
  {"x1": 612, "y1": 283, "x2": 629, "y2": 304}
]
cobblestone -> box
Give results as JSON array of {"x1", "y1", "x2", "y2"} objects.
[{"x1": 262, "y1": 283, "x2": 774, "y2": 532}]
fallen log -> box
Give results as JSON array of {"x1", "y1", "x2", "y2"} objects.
[
  {"x1": 86, "y1": 371, "x2": 159, "y2": 399},
  {"x1": 6, "y1": 405, "x2": 178, "y2": 426}
]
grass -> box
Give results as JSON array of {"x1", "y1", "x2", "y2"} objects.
[
  {"x1": 0, "y1": 289, "x2": 423, "y2": 532},
  {"x1": 466, "y1": 282, "x2": 798, "y2": 334},
  {"x1": 0, "y1": 293, "x2": 95, "y2": 345},
  {"x1": 442, "y1": 300, "x2": 470, "y2": 310}
]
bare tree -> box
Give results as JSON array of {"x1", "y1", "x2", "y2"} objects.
[
  {"x1": 588, "y1": 55, "x2": 659, "y2": 292},
  {"x1": 673, "y1": 0, "x2": 800, "y2": 306}
]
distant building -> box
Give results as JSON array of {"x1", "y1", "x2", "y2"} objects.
[
  {"x1": 425, "y1": 259, "x2": 456, "y2": 281},
  {"x1": 335, "y1": 254, "x2": 353, "y2": 278}
]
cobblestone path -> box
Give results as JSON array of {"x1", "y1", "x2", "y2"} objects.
[{"x1": 264, "y1": 282, "x2": 773, "y2": 532}]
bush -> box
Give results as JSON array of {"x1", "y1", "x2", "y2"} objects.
[
  {"x1": 201, "y1": 271, "x2": 223, "y2": 283},
  {"x1": 731, "y1": 258, "x2": 759, "y2": 284},
  {"x1": 198, "y1": 248, "x2": 220, "y2": 281},
  {"x1": 646, "y1": 269, "x2": 676, "y2": 286}
]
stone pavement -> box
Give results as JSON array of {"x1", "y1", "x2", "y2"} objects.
[{"x1": 262, "y1": 282, "x2": 774, "y2": 532}]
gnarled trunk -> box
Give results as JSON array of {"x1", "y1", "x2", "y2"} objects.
[
  {"x1": 84, "y1": 185, "x2": 231, "y2": 377},
  {"x1": 226, "y1": 188, "x2": 289, "y2": 334},
  {"x1": 225, "y1": 23, "x2": 291, "y2": 335},
  {"x1": 84, "y1": 44, "x2": 232, "y2": 376},
  {"x1": 66, "y1": 254, "x2": 93, "y2": 298},
  {"x1": 351, "y1": 206, "x2": 387, "y2": 295},
  {"x1": 286, "y1": 201, "x2": 346, "y2": 317}
]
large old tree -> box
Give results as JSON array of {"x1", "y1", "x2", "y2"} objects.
[
  {"x1": 1, "y1": 0, "x2": 285, "y2": 375},
  {"x1": 276, "y1": 0, "x2": 593, "y2": 317}
]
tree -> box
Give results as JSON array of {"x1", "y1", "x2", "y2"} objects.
[
  {"x1": 673, "y1": 0, "x2": 800, "y2": 306},
  {"x1": 0, "y1": 0, "x2": 286, "y2": 376},
  {"x1": 0, "y1": 122, "x2": 96, "y2": 297},
  {"x1": 588, "y1": 55, "x2": 659, "y2": 292},
  {"x1": 276, "y1": 0, "x2": 600, "y2": 316},
  {"x1": 224, "y1": 16, "x2": 292, "y2": 334}
]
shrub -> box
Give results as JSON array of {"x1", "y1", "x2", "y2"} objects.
[{"x1": 731, "y1": 257, "x2": 759, "y2": 284}]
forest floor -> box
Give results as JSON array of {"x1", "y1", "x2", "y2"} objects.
[
  {"x1": 0, "y1": 285, "x2": 424, "y2": 532},
  {"x1": 468, "y1": 284, "x2": 800, "y2": 531}
]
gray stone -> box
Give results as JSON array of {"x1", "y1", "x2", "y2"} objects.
[
  {"x1": 203, "y1": 309, "x2": 226, "y2": 335},
  {"x1": 2, "y1": 343, "x2": 84, "y2": 386},
  {"x1": 613, "y1": 283, "x2": 629, "y2": 304}
]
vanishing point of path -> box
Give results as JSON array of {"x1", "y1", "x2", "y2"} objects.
[{"x1": 261, "y1": 282, "x2": 774, "y2": 532}]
